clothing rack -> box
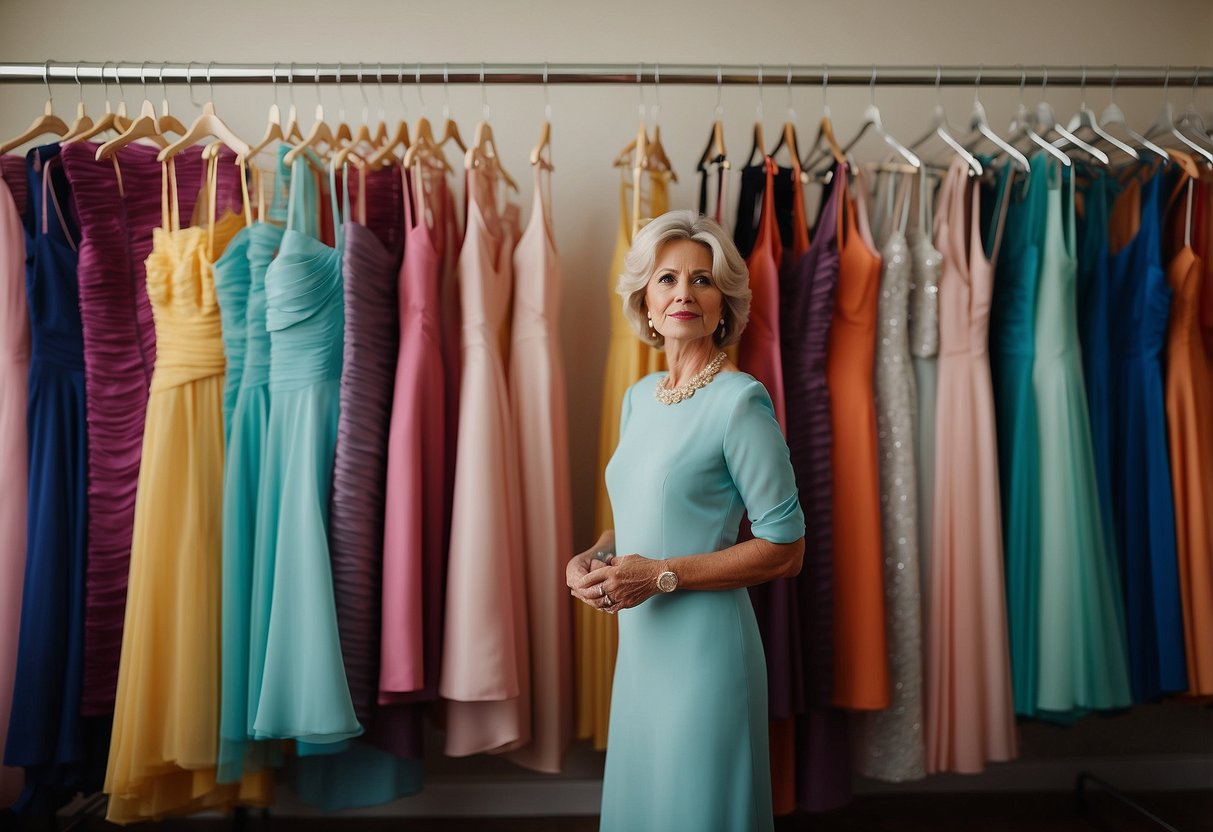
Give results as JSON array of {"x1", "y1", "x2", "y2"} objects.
[{"x1": 0, "y1": 62, "x2": 1210, "y2": 88}]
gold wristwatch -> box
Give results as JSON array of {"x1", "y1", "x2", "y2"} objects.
[{"x1": 656, "y1": 568, "x2": 678, "y2": 593}]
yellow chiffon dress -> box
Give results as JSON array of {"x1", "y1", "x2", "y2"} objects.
[
  {"x1": 104, "y1": 156, "x2": 272, "y2": 823},
  {"x1": 577, "y1": 168, "x2": 669, "y2": 749}
]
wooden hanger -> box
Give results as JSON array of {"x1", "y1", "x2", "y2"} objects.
[
  {"x1": 0, "y1": 62, "x2": 69, "y2": 155},
  {"x1": 153, "y1": 64, "x2": 186, "y2": 137},
  {"x1": 96, "y1": 97, "x2": 168, "y2": 160},
  {"x1": 645, "y1": 123, "x2": 678, "y2": 182},
  {"x1": 465, "y1": 119, "x2": 518, "y2": 191},
  {"x1": 58, "y1": 66, "x2": 95, "y2": 142},
  {"x1": 158, "y1": 100, "x2": 250, "y2": 162},
  {"x1": 698, "y1": 120, "x2": 727, "y2": 168},
  {"x1": 368, "y1": 118, "x2": 412, "y2": 168},
  {"x1": 400, "y1": 117, "x2": 450, "y2": 172},
  {"x1": 284, "y1": 65, "x2": 337, "y2": 166},
  {"x1": 613, "y1": 121, "x2": 648, "y2": 169},
  {"x1": 530, "y1": 120, "x2": 553, "y2": 169}
]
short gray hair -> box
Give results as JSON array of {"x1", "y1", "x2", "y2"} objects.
[{"x1": 616, "y1": 210, "x2": 750, "y2": 350}]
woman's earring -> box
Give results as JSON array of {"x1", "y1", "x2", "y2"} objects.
[
  {"x1": 648, "y1": 316, "x2": 658, "y2": 340},
  {"x1": 718, "y1": 318, "x2": 726, "y2": 337}
]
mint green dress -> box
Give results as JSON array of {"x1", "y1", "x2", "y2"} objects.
[
  {"x1": 601, "y1": 371, "x2": 805, "y2": 832},
  {"x1": 1031, "y1": 161, "x2": 1131, "y2": 718}
]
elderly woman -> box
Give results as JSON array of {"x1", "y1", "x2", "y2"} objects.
[{"x1": 567, "y1": 210, "x2": 805, "y2": 832}]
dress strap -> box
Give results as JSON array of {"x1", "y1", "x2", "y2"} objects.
[
  {"x1": 329, "y1": 161, "x2": 347, "y2": 251},
  {"x1": 895, "y1": 171, "x2": 914, "y2": 236},
  {"x1": 285, "y1": 154, "x2": 309, "y2": 235},
  {"x1": 40, "y1": 154, "x2": 77, "y2": 252},
  {"x1": 205, "y1": 152, "x2": 219, "y2": 259},
  {"x1": 987, "y1": 163, "x2": 1016, "y2": 264},
  {"x1": 161, "y1": 155, "x2": 182, "y2": 233}
]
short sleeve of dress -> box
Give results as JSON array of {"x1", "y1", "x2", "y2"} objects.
[{"x1": 723, "y1": 378, "x2": 806, "y2": 545}]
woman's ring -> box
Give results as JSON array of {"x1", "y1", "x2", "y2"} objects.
[
  {"x1": 599, "y1": 584, "x2": 606, "y2": 598},
  {"x1": 604, "y1": 592, "x2": 615, "y2": 607}
]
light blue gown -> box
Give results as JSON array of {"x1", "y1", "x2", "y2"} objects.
[
  {"x1": 215, "y1": 147, "x2": 288, "y2": 783},
  {"x1": 601, "y1": 371, "x2": 805, "y2": 832},
  {"x1": 249, "y1": 156, "x2": 361, "y2": 749}
]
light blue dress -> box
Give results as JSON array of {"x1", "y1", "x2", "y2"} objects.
[
  {"x1": 249, "y1": 156, "x2": 361, "y2": 750},
  {"x1": 215, "y1": 147, "x2": 288, "y2": 783},
  {"x1": 601, "y1": 371, "x2": 805, "y2": 832}
]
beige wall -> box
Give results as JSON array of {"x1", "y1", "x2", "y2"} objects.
[
  {"x1": 3, "y1": 0, "x2": 1212, "y2": 549},
  {"x1": 2, "y1": 1, "x2": 1212, "y2": 807}
]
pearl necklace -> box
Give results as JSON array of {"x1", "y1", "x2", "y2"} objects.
[{"x1": 654, "y1": 351, "x2": 728, "y2": 405}]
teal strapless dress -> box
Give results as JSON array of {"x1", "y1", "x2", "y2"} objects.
[
  {"x1": 249, "y1": 156, "x2": 360, "y2": 749},
  {"x1": 601, "y1": 372, "x2": 805, "y2": 832},
  {"x1": 1031, "y1": 160, "x2": 1131, "y2": 719},
  {"x1": 989, "y1": 156, "x2": 1044, "y2": 715}
]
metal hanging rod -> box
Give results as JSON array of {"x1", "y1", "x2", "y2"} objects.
[{"x1": 0, "y1": 61, "x2": 1211, "y2": 88}]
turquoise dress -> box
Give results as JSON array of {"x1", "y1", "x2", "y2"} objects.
[
  {"x1": 601, "y1": 371, "x2": 805, "y2": 832},
  {"x1": 249, "y1": 156, "x2": 361, "y2": 750},
  {"x1": 216, "y1": 147, "x2": 288, "y2": 783},
  {"x1": 989, "y1": 156, "x2": 1044, "y2": 715},
  {"x1": 1031, "y1": 161, "x2": 1132, "y2": 719}
]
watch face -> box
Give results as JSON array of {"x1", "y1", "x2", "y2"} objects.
[{"x1": 658, "y1": 571, "x2": 678, "y2": 593}]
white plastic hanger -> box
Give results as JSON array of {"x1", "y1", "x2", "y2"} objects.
[
  {"x1": 1004, "y1": 67, "x2": 1071, "y2": 167},
  {"x1": 907, "y1": 66, "x2": 983, "y2": 176},
  {"x1": 1099, "y1": 65, "x2": 1169, "y2": 163},
  {"x1": 1031, "y1": 67, "x2": 1109, "y2": 164},
  {"x1": 837, "y1": 67, "x2": 920, "y2": 170},
  {"x1": 1054, "y1": 67, "x2": 1137, "y2": 162},
  {"x1": 961, "y1": 66, "x2": 1030, "y2": 172},
  {"x1": 1144, "y1": 67, "x2": 1213, "y2": 166}
]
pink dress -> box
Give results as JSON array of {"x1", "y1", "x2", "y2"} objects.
[
  {"x1": 380, "y1": 164, "x2": 450, "y2": 703},
  {"x1": 0, "y1": 172, "x2": 28, "y2": 808},
  {"x1": 440, "y1": 163, "x2": 531, "y2": 756},
  {"x1": 504, "y1": 162, "x2": 573, "y2": 773},
  {"x1": 926, "y1": 158, "x2": 1017, "y2": 774}
]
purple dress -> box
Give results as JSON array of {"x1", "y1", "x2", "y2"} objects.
[
  {"x1": 57, "y1": 143, "x2": 237, "y2": 714},
  {"x1": 782, "y1": 169, "x2": 851, "y2": 813}
]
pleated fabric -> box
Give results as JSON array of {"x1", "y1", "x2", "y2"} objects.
[
  {"x1": 104, "y1": 156, "x2": 270, "y2": 824},
  {"x1": 505, "y1": 162, "x2": 574, "y2": 773},
  {"x1": 59, "y1": 144, "x2": 230, "y2": 715},
  {"x1": 783, "y1": 168, "x2": 850, "y2": 813},
  {"x1": 925, "y1": 158, "x2": 1016, "y2": 775},
  {"x1": 5, "y1": 144, "x2": 104, "y2": 816},
  {"x1": 0, "y1": 167, "x2": 29, "y2": 809},
  {"x1": 579, "y1": 171, "x2": 669, "y2": 749}
]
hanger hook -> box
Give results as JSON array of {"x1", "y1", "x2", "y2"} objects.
[
  {"x1": 414, "y1": 62, "x2": 425, "y2": 115},
  {"x1": 1110, "y1": 64, "x2": 1120, "y2": 103},
  {"x1": 206, "y1": 60, "x2": 215, "y2": 102},
  {"x1": 357, "y1": 63, "x2": 370, "y2": 120},
  {"x1": 442, "y1": 63, "x2": 452, "y2": 120},
  {"x1": 1017, "y1": 64, "x2": 1025, "y2": 104},
  {"x1": 480, "y1": 62, "x2": 490, "y2": 121},
  {"x1": 1191, "y1": 66, "x2": 1201, "y2": 107},
  {"x1": 1164, "y1": 65, "x2": 1171, "y2": 104},
  {"x1": 99, "y1": 60, "x2": 112, "y2": 102},
  {"x1": 756, "y1": 64, "x2": 764, "y2": 123},
  {"x1": 869, "y1": 65, "x2": 877, "y2": 106},
  {"x1": 787, "y1": 63, "x2": 797, "y2": 118},
  {"x1": 159, "y1": 62, "x2": 171, "y2": 112},
  {"x1": 335, "y1": 61, "x2": 347, "y2": 121},
  {"x1": 655, "y1": 62, "x2": 662, "y2": 115},
  {"x1": 822, "y1": 64, "x2": 830, "y2": 116},
  {"x1": 543, "y1": 61, "x2": 551, "y2": 121},
  {"x1": 185, "y1": 61, "x2": 199, "y2": 108},
  {"x1": 974, "y1": 64, "x2": 983, "y2": 105},
  {"x1": 140, "y1": 60, "x2": 150, "y2": 99},
  {"x1": 715, "y1": 65, "x2": 724, "y2": 117},
  {"x1": 1080, "y1": 65, "x2": 1087, "y2": 108},
  {"x1": 392, "y1": 63, "x2": 404, "y2": 119},
  {"x1": 314, "y1": 62, "x2": 323, "y2": 115},
  {"x1": 1041, "y1": 64, "x2": 1049, "y2": 97},
  {"x1": 287, "y1": 61, "x2": 296, "y2": 110},
  {"x1": 74, "y1": 62, "x2": 83, "y2": 104},
  {"x1": 43, "y1": 59, "x2": 53, "y2": 103}
]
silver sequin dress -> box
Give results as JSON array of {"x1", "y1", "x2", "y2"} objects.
[{"x1": 854, "y1": 172, "x2": 926, "y2": 782}]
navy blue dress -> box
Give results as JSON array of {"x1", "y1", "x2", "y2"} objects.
[
  {"x1": 3, "y1": 144, "x2": 97, "y2": 813},
  {"x1": 1108, "y1": 167, "x2": 1187, "y2": 702}
]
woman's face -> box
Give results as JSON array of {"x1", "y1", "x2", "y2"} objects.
[{"x1": 644, "y1": 239, "x2": 724, "y2": 348}]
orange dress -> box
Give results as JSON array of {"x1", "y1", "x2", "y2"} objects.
[
  {"x1": 1164, "y1": 175, "x2": 1213, "y2": 696},
  {"x1": 825, "y1": 166, "x2": 889, "y2": 710}
]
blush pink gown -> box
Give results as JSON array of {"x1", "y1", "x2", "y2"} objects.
[
  {"x1": 925, "y1": 158, "x2": 1017, "y2": 774},
  {"x1": 504, "y1": 161, "x2": 573, "y2": 773},
  {"x1": 440, "y1": 163, "x2": 531, "y2": 756}
]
